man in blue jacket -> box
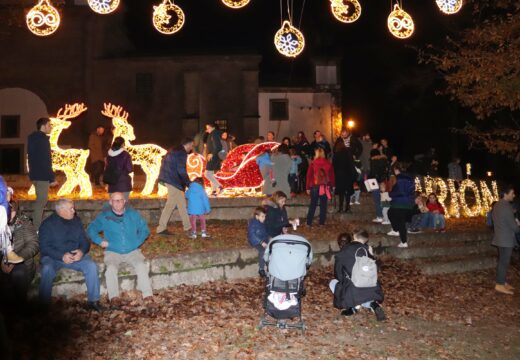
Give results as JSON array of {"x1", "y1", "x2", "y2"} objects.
[
  {"x1": 27, "y1": 117, "x2": 57, "y2": 228},
  {"x1": 39, "y1": 199, "x2": 102, "y2": 311},
  {"x1": 88, "y1": 192, "x2": 152, "y2": 302},
  {"x1": 156, "y1": 138, "x2": 193, "y2": 236}
]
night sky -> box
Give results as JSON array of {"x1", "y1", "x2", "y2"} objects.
[{"x1": 121, "y1": 0, "x2": 511, "y2": 180}]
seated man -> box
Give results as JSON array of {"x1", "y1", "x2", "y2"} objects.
[
  {"x1": 87, "y1": 192, "x2": 152, "y2": 303},
  {"x1": 329, "y1": 230, "x2": 386, "y2": 321},
  {"x1": 39, "y1": 199, "x2": 102, "y2": 311}
]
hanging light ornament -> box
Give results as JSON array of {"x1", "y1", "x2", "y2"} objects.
[
  {"x1": 87, "y1": 0, "x2": 120, "y2": 15},
  {"x1": 435, "y1": 0, "x2": 463, "y2": 15},
  {"x1": 152, "y1": 0, "x2": 185, "y2": 35},
  {"x1": 274, "y1": 20, "x2": 305, "y2": 58},
  {"x1": 26, "y1": 0, "x2": 61, "y2": 36},
  {"x1": 330, "y1": 0, "x2": 362, "y2": 24},
  {"x1": 387, "y1": 3, "x2": 414, "y2": 39},
  {"x1": 221, "y1": 0, "x2": 251, "y2": 9}
]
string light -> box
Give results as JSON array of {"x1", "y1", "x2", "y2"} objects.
[
  {"x1": 87, "y1": 0, "x2": 120, "y2": 15},
  {"x1": 465, "y1": 163, "x2": 471, "y2": 178},
  {"x1": 446, "y1": 179, "x2": 461, "y2": 218},
  {"x1": 26, "y1": 0, "x2": 60, "y2": 37},
  {"x1": 153, "y1": 0, "x2": 185, "y2": 35},
  {"x1": 387, "y1": 3, "x2": 414, "y2": 39},
  {"x1": 102, "y1": 103, "x2": 167, "y2": 196},
  {"x1": 274, "y1": 20, "x2": 305, "y2": 58},
  {"x1": 221, "y1": 0, "x2": 251, "y2": 9},
  {"x1": 459, "y1": 179, "x2": 482, "y2": 217},
  {"x1": 415, "y1": 177, "x2": 423, "y2": 193},
  {"x1": 479, "y1": 180, "x2": 499, "y2": 213},
  {"x1": 28, "y1": 104, "x2": 92, "y2": 198},
  {"x1": 435, "y1": 0, "x2": 463, "y2": 15},
  {"x1": 330, "y1": 0, "x2": 362, "y2": 24}
]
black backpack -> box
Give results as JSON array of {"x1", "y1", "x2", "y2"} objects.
[{"x1": 102, "y1": 159, "x2": 119, "y2": 185}]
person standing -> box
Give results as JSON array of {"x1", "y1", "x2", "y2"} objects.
[
  {"x1": 332, "y1": 138, "x2": 357, "y2": 213},
  {"x1": 157, "y1": 138, "x2": 193, "y2": 236},
  {"x1": 306, "y1": 148, "x2": 335, "y2": 226},
  {"x1": 266, "y1": 131, "x2": 276, "y2": 142},
  {"x1": 339, "y1": 128, "x2": 362, "y2": 160},
  {"x1": 205, "y1": 123, "x2": 223, "y2": 196},
  {"x1": 448, "y1": 157, "x2": 463, "y2": 183},
  {"x1": 105, "y1": 137, "x2": 133, "y2": 200},
  {"x1": 88, "y1": 125, "x2": 106, "y2": 186},
  {"x1": 38, "y1": 199, "x2": 102, "y2": 311},
  {"x1": 369, "y1": 144, "x2": 388, "y2": 223},
  {"x1": 27, "y1": 117, "x2": 57, "y2": 229},
  {"x1": 310, "y1": 131, "x2": 331, "y2": 158},
  {"x1": 87, "y1": 192, "x2": 153, "y2": 302},
  {"x1": 185, "y1": 177, "x2": 212, "y2": 239},
  {"x1": 271, "y1": 145, "x2": 292, "y2": 198},
  {"x1": 386, "y1": 163, "x2": 415, "y2": 248},
  {"x1": 491, "y1": 186, "x2": 519, "y2": 295},
  {"x1": 360, "y1": 133, "x2": 372, "y2": 180}
]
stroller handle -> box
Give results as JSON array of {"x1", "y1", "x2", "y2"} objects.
[{"x1": 268, "y1": 239, "x2": 312, "y2": 258}]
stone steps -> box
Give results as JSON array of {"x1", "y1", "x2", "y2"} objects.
[{"x1": 412, "y1": 255, "x2": 497, "y2": 275}]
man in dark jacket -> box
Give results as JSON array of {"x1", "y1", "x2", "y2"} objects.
[
  {"x1": 310, "y1": 130, "x2": 331, "y2": 158},
  {"x1": 157, "y1": 138, "x2": 194, "y2": 236},
  {"x1": 0, "y1": 212, "x2": 39, "y2": 309},
  {"x1": 491, "y1": 186, "x2": 519, "y2": 295},
  {"x1": 205, "y1": 123, "x2": 223, "y2": 195},
  {"x1": 27, "y1": 117, "x2": 57, "y2": 228},
  {"x1": 38, "y1": 199, "x2": 102, "y2": 311}
]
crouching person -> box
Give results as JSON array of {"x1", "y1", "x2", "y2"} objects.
[
  {"x1": 39, "y1": 199, "x2": 102, "y2": 311},
  {"x1": 329, "y1": 230, "x2": 386, "y2": 321},
  {"x1": 87, "y1": 192, "x2": 153, "y2": 303}
]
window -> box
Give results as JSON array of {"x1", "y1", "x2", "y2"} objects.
[
  {"x1": 0, "y1": 144, "x2": 23, "y2": 174},
  {"x1": 315, "y1": 65, "x2": 337, "y2": 86},
  {"x1": 136, "y1": 73, "x2": 154, "y2": 96},
  {"x1": 215, "y1": 119, "x2": 227, "y2": 131},
  {"x1": 1, "y1": 115, "x2": 20, "y2": 138},
  {"x1": 269, "y1": 99, "x2": 289, "y2": 121}
]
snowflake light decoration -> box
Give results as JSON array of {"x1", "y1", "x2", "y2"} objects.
[
  {"x1": 274, "y1": 20, "x2": 305, "y2": 58},
  {"x1": 28, "y1": 104, "x2": 92, "y2": 198},
  {"x1": 87, "y1": 0, "x2": 120, "y2": 15},
  {"x1": 330, "y1": 0, "x2": 362, "y2": 24},
  {"x1": 435, "y1": 0, "x2": 463, "y2": 15},
  {"x1": 153, "y1": 0, "x2": 185, "y2": 35},
  {"x1": 26, "y1": 0, "x2": 60, "y2": 36},
  {"x1": 387, "y1": 3, "x2": 414, "y2": 39},
  {"x1": 221, "y1": 0, "x2": 251, "y2": 9}
]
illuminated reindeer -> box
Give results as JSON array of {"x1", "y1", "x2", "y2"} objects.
[
  {"x1": 102, "y1": 103, "x2": 167, "y2": 196},
  {"x1": 28, "y1": 103, "x2": 92, "y2": 197}
]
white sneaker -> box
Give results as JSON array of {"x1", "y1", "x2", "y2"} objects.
[
  {"x1": 200, "y1": 232, "x2": 211, "y2": 238},
  {"x1": 372, "y1": 217, "x2": 383, "y2": 223},
  {"x1": 189, "y1": 232, "x2": 197, "y2": 239},
  {"x1": 350, "y1": 201, "x2": 354, "y2": 206},
  {"x1": 397, "y1": 242, "x2": 409, "y2": 248},
  {"x1": 387, "y1": 230, "x2": 400, "y2": 236},
  {"x1": 355, "y1": 201, "x2": 360, "y2": 205},
  {"x1": 381, "y1": 221, "x2": 391, "y2": 225}
]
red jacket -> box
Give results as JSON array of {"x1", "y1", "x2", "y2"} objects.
[
  {"x1": 306, "y1": 158, "x2": 335, "y2": 190},
  {"x1": 426, "y1": 202, "x2": 445, "y2": 215}
]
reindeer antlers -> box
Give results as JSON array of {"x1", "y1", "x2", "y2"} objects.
[
  {"x1": 55, "y1": 103, "x2": 88, "y2": 120},
  {"x1": 102, "y1": 103, "x2": 129, "y2": 121}
]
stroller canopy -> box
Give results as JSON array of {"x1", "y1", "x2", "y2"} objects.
[{"x1": 264, "y1": 234, "x2": 313, "y2": 281}]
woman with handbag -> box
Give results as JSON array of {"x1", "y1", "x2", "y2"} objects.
[{"x1": 305, "y1": 147, "x2": 335, "y2": 226}]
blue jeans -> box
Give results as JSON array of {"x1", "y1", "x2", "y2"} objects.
[
  {"x1": 372, "y1": 189, "x2": 383, "y2": 218},
  {"x1": 410, "y1": 212, "x2": 431, "y2": 230},
  {"x1": 254, "y1": 244, "x2": 266, "y2": 272},
  {"x1": 39, "y1": 255, "x2": 100, "y2": 304},
  {"x1": 306, "y1": 186, "x2": 328, "y2": 225},
  {"x1": 430, "y1": 213, "x2": 446, "y2": 229}
]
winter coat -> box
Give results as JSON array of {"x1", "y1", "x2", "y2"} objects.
[
  {"x1": 333, "y1": 242, "x2": 384, "y2": 309},
  {"x1": 289, "y1": 156, "x2": 302, "y2": 175},
  {"x1": 491, "y1": 199, "x2": 520, "y2": 248},
  {"x1": 88, "y1": 132, "x2": 105, "y2": 163},
  {"x1": 332, "y1": 148, "x2": 357, "y2": 194},
  {"x1": 369, "y1": 155, "x2": 388, "y2": 183},
  {"x1": 263, "y1": 199, "x2": 289, "y2": 238},
  {"x1": 272, "y1": 153, "x2": 292, "y2": 197},
  {"x1": 426, "y1": 202, "x2": 445, "y2": 215},
  {"x1": 306, "y1": 158, "x2": 335, "y2": 190},
  {"x1": 340, "y1": 135, "x2": 363, "y2": 159},
  {"x1": 247, "y1": 218, "x2": 269, "y2": 247},
  {"x1": 185, "y1": 182, "x2": 211, "y2": 215},
  {"x1": 27, "y1": 130, "x2": 55, "y2": 182},
  {"x1": 311, "y1": 139, "x2": 331, "y2": 158},
  {"x1": 158, "y1": 147, "x2": 190, "y2": 191},
  {"x1": 206, "y1": 129, "x2": 222, "y2": 171},
  {"x1": 389, "y1": 173, "x2": 415, "y2": 209},
  {"x1": 87, "y1": 207, "x2": 150, "y2": 255},
  {"x1": 256, "y1": 153, "x2": 273, "y2": 169},
  {"x1": 106, "y1": 149, "x2": 133, "y2": 193},
  {"x1": 10, "y1": 214, "x2": 39, "y2": 276},
  {"x1": 39, "y1": 213, "x2": 90, "y2": 261}
]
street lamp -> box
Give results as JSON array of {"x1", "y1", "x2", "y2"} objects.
[{"x1": 347, "y1": 119, "x2": 355, "y2": 130}]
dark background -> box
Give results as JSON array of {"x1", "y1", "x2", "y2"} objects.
[{"x1": 120, "y1": 0, "x2": 514, "y2": 181}]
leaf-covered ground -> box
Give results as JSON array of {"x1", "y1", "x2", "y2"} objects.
[{"x1": 4, "y1": 258, "x2": 520, "y2": 359}]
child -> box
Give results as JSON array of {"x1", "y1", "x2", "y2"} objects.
[
  {"x1": 288, "y1": 148, "x2": 302, "y2": 197},
  {"x1": 0, "y1": 179, "x2": 23, "y2": 264},
  {"x1": 185, "y1": 177, "x2": 211, "y2": 239},
  {"x1": 247, "y1": 206, "x2": 269, "y2": 278},
  {"x1": 426, "y1": 193, "x2": 446, "y2": 232},
  {"x1": 256, "y1": 150, "x2": 276, "y2": 190},
  {"x1": 329, "y1": 230, "x2": 385, "y2": 321},
  {"x1": 380, "y1": 182, "x2": 392, "y2": 225}
]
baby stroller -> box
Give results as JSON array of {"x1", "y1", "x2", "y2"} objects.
[{"x1": 258, "y1": 234, "x2": 313, "y2": 334}]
